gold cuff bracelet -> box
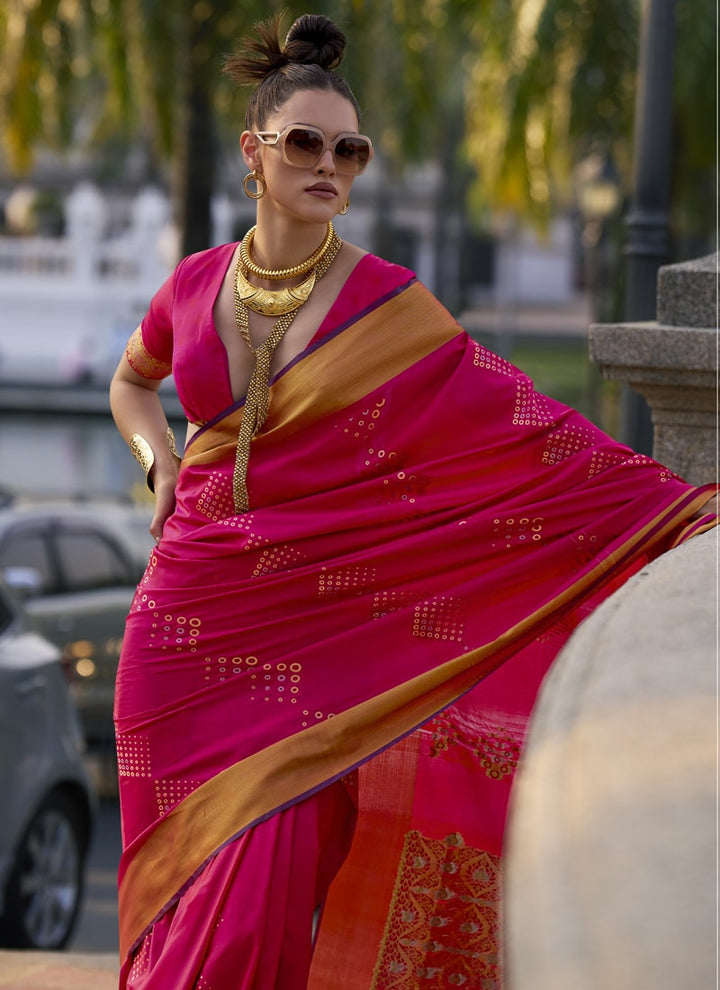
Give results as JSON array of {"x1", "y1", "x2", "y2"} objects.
[{"x1": 129, "y1": 429, "x2": 180, "y2": 493}]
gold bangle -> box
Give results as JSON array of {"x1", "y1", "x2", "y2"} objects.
[{"x1": 129, "y1": 429, "x2": 180, "y2": 493}]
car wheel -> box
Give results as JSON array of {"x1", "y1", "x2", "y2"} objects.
[{"x1": 0, "y1": 791, "x2": 88, "y2": 949}]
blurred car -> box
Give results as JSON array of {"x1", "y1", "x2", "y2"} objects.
[
  {"x1": 0, "y1": 500, "x2": 154, "y2": 750},
  {"x1": 0, "y1": 575, "x2": 95, "y2": 949}
]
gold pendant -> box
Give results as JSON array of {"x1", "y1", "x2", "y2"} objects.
[{"x1": 235, "y1": 265, "x2": 317, "y2": 316}]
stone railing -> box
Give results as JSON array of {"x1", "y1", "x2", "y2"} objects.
[
  {"x1": 504, "y1": 254, "x2": 718, "y2": 989},
  {"x1": 504, "y1": 527, "x2": 717, "y2": 990}
]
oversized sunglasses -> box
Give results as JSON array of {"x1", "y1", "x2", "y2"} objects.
[{"x1": 254, "y1": 124, "x2": 374, "y2": 175}]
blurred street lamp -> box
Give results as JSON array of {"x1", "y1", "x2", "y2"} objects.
[
  {"x1": 620, "y1": 0, "x2": 677, "y2": 454},
  {"x1": 576, "y1": 153, "x2": 622, "y2": 227},
  {"x1": 576, "y1": 152, "x2": 622, "y2": 427},
  {"x1": 576, "y1": 152, "x2": 622, "y2": 323}
]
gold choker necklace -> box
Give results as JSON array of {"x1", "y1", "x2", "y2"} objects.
[
  {"x1": 234, "y1": 223, "x2": 339, "y2": 317},
  {"x1": 240, "y1": 223, "x2": 335, "y2": 280}
]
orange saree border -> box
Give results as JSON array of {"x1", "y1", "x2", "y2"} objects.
[
  {"x1": 668, "y1": 507, "x2": 718, "y2": 547},
  {"x1": 118, "y1": 488, "x2": 711, "y2": 958},
  {"x1": 183, "y1": 281, "x2": 462, "y2": 469}
]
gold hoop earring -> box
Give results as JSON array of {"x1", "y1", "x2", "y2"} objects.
[
  {"x1": 243, "y1": 170, "x2": 266, "y2": 200},
  {"x1": 339, "y1": 198, "x2": 350, "y2": 215}
]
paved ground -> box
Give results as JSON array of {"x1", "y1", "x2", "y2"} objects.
[
  {"x1": 0, "y1": 952, "x2": 118, "y2": 989},
  {"x1": 70, "y1": 796, "x2": 121, "y2": 955}
]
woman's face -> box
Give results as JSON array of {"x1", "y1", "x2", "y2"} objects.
[{"x1": 241, "y1": 88, "x2": 362, "y2": 224}]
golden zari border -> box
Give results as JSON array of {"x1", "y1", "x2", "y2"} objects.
[
  {"x1": 118, "y1": 488, "x2": 713, "y2": 958},
  {"x1": 126, "y1": 326, "x2": 173, "y2": 380},
  {"x1": 184, "y1": 282, "x2": 462, "y2": 469},
  {"x1": 669, "y1": 504, "x2": 718, "y2": 547}
]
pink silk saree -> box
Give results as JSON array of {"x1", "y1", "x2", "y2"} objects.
[{"x1": 115, "y1": 251, "x2": 716, "y2": 989}]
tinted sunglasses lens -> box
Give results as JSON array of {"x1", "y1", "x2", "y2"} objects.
[
  {"x1": 284, "y1": 128, "x2": 324, "y2": 166},
  {"x1": 334, "y1": 136, "x2": 371, "y2": 173}
]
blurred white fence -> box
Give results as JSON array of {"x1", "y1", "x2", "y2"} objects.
[{"x1": 0, "y1": 183, "x2": 234, "y2": 385}]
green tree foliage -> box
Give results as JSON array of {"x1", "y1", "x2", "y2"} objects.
[
  {"x1": 0, "y1": 0, "x2": 80, "y2": 171},
  {"x1": 671, "y1": 0, "x2": 716, "y2": 238},
  {"x1": 465, "y1": 0, "x2": 715, "y2": 240},
  {"x1": 0, "y1": 0, "x2": 286, "y2": 252},
  {"x1": 0, "y1": 1, "x2": 481, "y2": 210},
  {"x1": 0, "y1": 0, "x2": 714, "y2": 250}
]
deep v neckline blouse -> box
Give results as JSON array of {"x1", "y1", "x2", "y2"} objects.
[{"x1": 139, "y1": 245, "x2": 415, "y2": 426}]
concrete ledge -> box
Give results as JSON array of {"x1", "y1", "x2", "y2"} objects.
[
  {"x1": 0, "y1": 951, "x2": 117, "y2": 989},
  {"x1": 504, "y1": 527, "x2": 718, "y2": 990},
  {"x1": 588, "y1": 321, "x2": 717, "y2": 484},
  {"x1": 589, "y1": 252, "x2": 717, "y2": 486},
  {"x1": 588, "y1": 322, "x2": 717, "y2": 381},
  {"x1": 656, "y1": 253, "x2": 717, "y2": 328}
]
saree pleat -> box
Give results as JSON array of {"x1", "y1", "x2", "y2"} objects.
[
  {"x1": 121, "y1": 778, "x2": 356, "y2": 990},
  {"x1": 115, "y1": 256, "x2": 717, "y2": 989}
]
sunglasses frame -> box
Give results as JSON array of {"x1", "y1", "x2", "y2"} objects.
[{"x1": 254, "y1": 124, "x2": 374, "y2": 175}]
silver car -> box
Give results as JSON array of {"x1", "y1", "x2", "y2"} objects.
[
  {"x1": 0, "y1": 576, "x2": 95, "y2": 949},
  {"x1": 0, "y1": 500, "x2": 154, "y2": 750}
]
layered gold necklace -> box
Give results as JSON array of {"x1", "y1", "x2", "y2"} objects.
[
  {"x1": 235, "y1": 223, "x2": 337, "y2": 317},
  {"x1": 232, "y1": 222, "x2": 342, "y2": 512}
]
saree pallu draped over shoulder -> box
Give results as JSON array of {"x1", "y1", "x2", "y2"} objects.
[{"x1": 115, "y1": 262, "x2": 716, "y2": 990}]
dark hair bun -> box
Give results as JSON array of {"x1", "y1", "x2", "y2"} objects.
[
  {"x1": 223, "y1": 12, "x2": 347, "y2": 87},
  {"x1": 284, "y1": 14, "x2": 346, "y2": 71}
]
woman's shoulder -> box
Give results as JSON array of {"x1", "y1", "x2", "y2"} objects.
[
  {"x1": 342, "y1": 244, "x2": 416, "y2": 292},
  {"x1": 311, "y1": 246, "x2": 418, "y2": 343},
  {"x1": 171, "y1": 241, "x2": 238, "y2": 284}
]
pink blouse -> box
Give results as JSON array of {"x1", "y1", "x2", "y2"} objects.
[{"x1": 135, "y1": 245, "x2": 415, "y2": 425}]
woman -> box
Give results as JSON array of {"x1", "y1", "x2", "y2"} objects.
[{"x1": 110, "y1": 13, "x2": 716, "y2": 990}]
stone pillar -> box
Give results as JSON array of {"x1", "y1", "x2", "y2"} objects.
[{"x1": 589, "y1": 253, "x2": 717, "y2": 484}]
